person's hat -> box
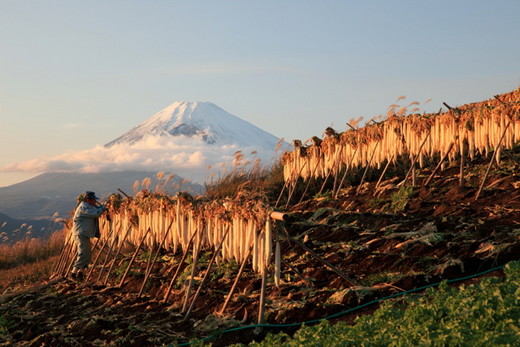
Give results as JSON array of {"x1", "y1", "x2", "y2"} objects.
[{"x1": 85, "y1": 191, "x2": 99, "y2": 200}]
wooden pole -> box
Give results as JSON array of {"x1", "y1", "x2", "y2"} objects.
[
  {"x1": 103, "y1": 226, "x2": 132, "y2": 286},
  {"x1": 51, "y1": 237, "x2": 71, "y2": 277},
  {"x1": 255, "y1": 265, "x2": 268, "y2": 333},
  {"x1": 96, "y1": 234, "x2": 119, "y2": 283},
  {"x1": 373, "y1": 155, "x2": 394, "y2": 195},
  {"x1": 423, "y1": 141, "x2": 455, "y2": 186},
  {"x1": 219, "y1": 245, "x2": 253, "y2": 315},
  {"x1": 181, "y1": 229, "x2": 204, "y2": 313},
  {"x1": 183, "y1": 227, "x2": 231, "y2": 321},
  {"x1": 85, "y1": 224, "x2": 116, "y2": 282},
  {"x1": 356, "y1": 141, "x2": 380, "y2": 195},
  {"x1": 402, "y1": 130, "x2": 431, "y2": 187},
  {"x1": 118, "y1": 227, "x2": 151, "y2": 288},
  {"x1": 162, "y1": 228, "x2": 199, "y2": 303},
  {"x1": 475, "y1": 118, "x2": 513, "y2": 200},
  {"x1": 54, "y1": 239, "x2": 73, "y2": 277},
  {"x1": 459, "y1": 137, "x2": 465, "y2": 186},
  {"x1": 334, "y1": 145, "x2": 360, "y2": 197},
  {"x1": 298, "y1": 160, "x2": 322, "y2": 204},
  {"x1": 283, "y1": 228, "x2": 359, "y2": 287},
  {"x1": 285, "y1": 161, "x2": 308, "y2": 209},
  {"x1": 138, "y1": 220, "x2": 174, "y2": 296}
]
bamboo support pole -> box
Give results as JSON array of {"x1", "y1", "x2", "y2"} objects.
[
  {"x1": 255, "y1": 265, "x2": 268, "y2": 333},
  {"x1": 334, "y1": 145, "x2": 360, "y2": 197},
  {"x1": 118, "y1": 227, "x2": 151, "y2": 288},
  {"x1": 298, "y1": 160, "x2": 322, "y2": 204},
  {"x1": 356, "y1": 141, "x2": 380, "y2": 195},
  {"x1": 138, "y1": 220, "x2": 174, "y2": 297},
  {"x1": 163, "y1": 228, "x2": 199, "y2": 303},
  {"x1": 402, "y1": 130, "x2": 431, "y2": 187},
  {"x1": 285, "y1": 161, "x2": 308, "y2": 209},
  {"x1": 96, "y1": 235, "x2": 119, "y2": 283},
  {"x1": 423, "y1": 141, "x2": 455, "y2": 186},
  {"x1": 64, "y1": 248, "x2": 78, "y2": 278},
  {"x1": 475, "y1": 118, "x2": 513, "y2": 200},
  {"x1": 373, "y1": 155, "x2": 394, "y2": 194},
  {"x1": 274, "y1": 179, "x2": 290, "y2": 209},
  {"x1": 183, "y1": 227, "x2": 231, "y2": 321},
  {"x1": 459, "y1": 139, "x2": 465, "y2": 186},
  {"x1": 51, "y1": 238, "x2": 71, "y2": 277},
  {"x1": 181, "y1": 230, "x2": 204, "y2": 313},
  {"x1": 54, "y1": 240, "x2": 73, "y2": 277},
  {"x1": 219, "y1": 245, "x2": 253, "y2": 315},
  {"x1": 317, "y1": 172, "x2": 331, "y2": 196},
  {"x1": 85, "y1": 226, "x2": 115, "y2": 282},
  {"x1": 103, "y1": 226, "x2": 132, "y2": 286},
  {"x1": 283, "y1": 228, "x2": 358, "y2": 287}
]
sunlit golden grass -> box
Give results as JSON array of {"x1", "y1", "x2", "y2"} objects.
[
  {"x1": 0, "y1": 256, "x2": 58, "y2": 294},
  {"x1": 204, "y1": 160, "x2": 285, "y2": 201},
  {"x1": 0, "y1": 230, "x2": 65, "y2": 293},
  {"x1": 0, "y1": 230, "x2": 64, "y2": 270}
]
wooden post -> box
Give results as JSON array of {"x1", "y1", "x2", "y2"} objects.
[
  {"x1": 138, "y1": 220, "x2": 174, "y2": 296},
  {"x1": 183, "y1": 227, "x2": 230, "y2": 321},
  {"x1": 85, "y1": 225, "x2": 116, "y2": 282},
  {"x1": 402, "y1": 130, "x2": 431, "y2": 187},
  {"x1": 118, "y1": 227, "x2": 151, "y2": 288},
  {"x1": 255, "y1": 266, "x2": 268, "y2": 334},
  {"x1": 459, "y1": 136, "x2": 465, "y2": 186},
  {"x1": 334, "y1": 145, "x2": 360, "y2": 197},
  {"x1": 219, "y1": 246, "x2": 253, "y2": 315},
  {"x1": 373, "y1": 154, "x2": 394, "y2": 195},
  {"x1": 162, "y1": 228, "x2": 199, "y2": 303},
  {"x1": 298, "y1": 160, "x2": 322, "y2": 204},
  {"x1": 181, "y1": 230, "x2": 204, "y2": 313},
  {"x1": 285, "y1": 161, "x2": 308, "y2": 209},
  {"x1": 96, "y1": 234, "x2": 119, "y2": 283},
  {"x1": 54, "y1": 239, "x2": 73, "y2": 277},
  {"x1": 51, "y1": 237, "x2": 71, "y2": 277},
  {"x1": 475, "y1": 118, "x2": 513, "y2": 200},
  {"x1": 423, "y1": 141, "x2": 455, "y2": 186},
  {"x1": 103, "y1": 226, "x2": 132, "y2": 286},
  {"x1": 356, "y1": 141, "x2": 380, "y2": 195}
]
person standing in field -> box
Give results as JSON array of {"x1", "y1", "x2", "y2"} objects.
[{"x1": 71, "y1": 191, "x2": 106, "y2": 280}]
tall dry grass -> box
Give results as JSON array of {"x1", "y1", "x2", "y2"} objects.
[
  {"x1": 0, "y1": 230, "x2": 65, "y2": 294},
  {"x1": 204, "y1": 158, "x2": 285, "y2": 201}
]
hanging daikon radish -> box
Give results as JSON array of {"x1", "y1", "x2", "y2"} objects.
[
  {"x1": 264, "y1": 218, "x2": 272, "y2": 266},
  {"x1": 274, "y1": 240, "x2": 281, "y2": 287}
]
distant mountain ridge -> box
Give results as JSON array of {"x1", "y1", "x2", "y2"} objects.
[{"x1": 0, "y1": 171, "x2": 202, "y2": 220}]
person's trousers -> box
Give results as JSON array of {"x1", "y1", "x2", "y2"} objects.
[{"x1": 73, "y1": 234, "x2": 92, "y2": 271}]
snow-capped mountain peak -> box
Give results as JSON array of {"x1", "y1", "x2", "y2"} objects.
[{"x1": 105, "y1": 101, "x2": 280, "y2": 149}]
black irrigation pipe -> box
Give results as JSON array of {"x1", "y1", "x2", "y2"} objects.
[{"x1": 176, "y1": 264, "x2": 507, "y2": 346}]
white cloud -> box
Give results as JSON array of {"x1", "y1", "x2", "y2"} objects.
[{"x1": 0, "y1": 135, "x2": 278, "y2": 183}]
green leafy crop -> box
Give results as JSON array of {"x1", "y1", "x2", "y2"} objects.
[{"x1": 240, "y1": 261, "x2": 520, "y2": 346}]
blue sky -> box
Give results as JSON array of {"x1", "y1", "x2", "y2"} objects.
[{"x1": 1, "y1": 0, "x2": 519, "y2": 187}]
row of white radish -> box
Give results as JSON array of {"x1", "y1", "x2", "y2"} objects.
[{"x1": 282, "y1": 91, "x2": 520, "y2": 184}]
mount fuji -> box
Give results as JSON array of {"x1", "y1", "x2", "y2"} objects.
[
  {"x1": 102, "y1": 101, "x2": 286, "y2": 183},
  {"x1": 106, "y1": 101, "x2": 281, "y2": 150}
]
